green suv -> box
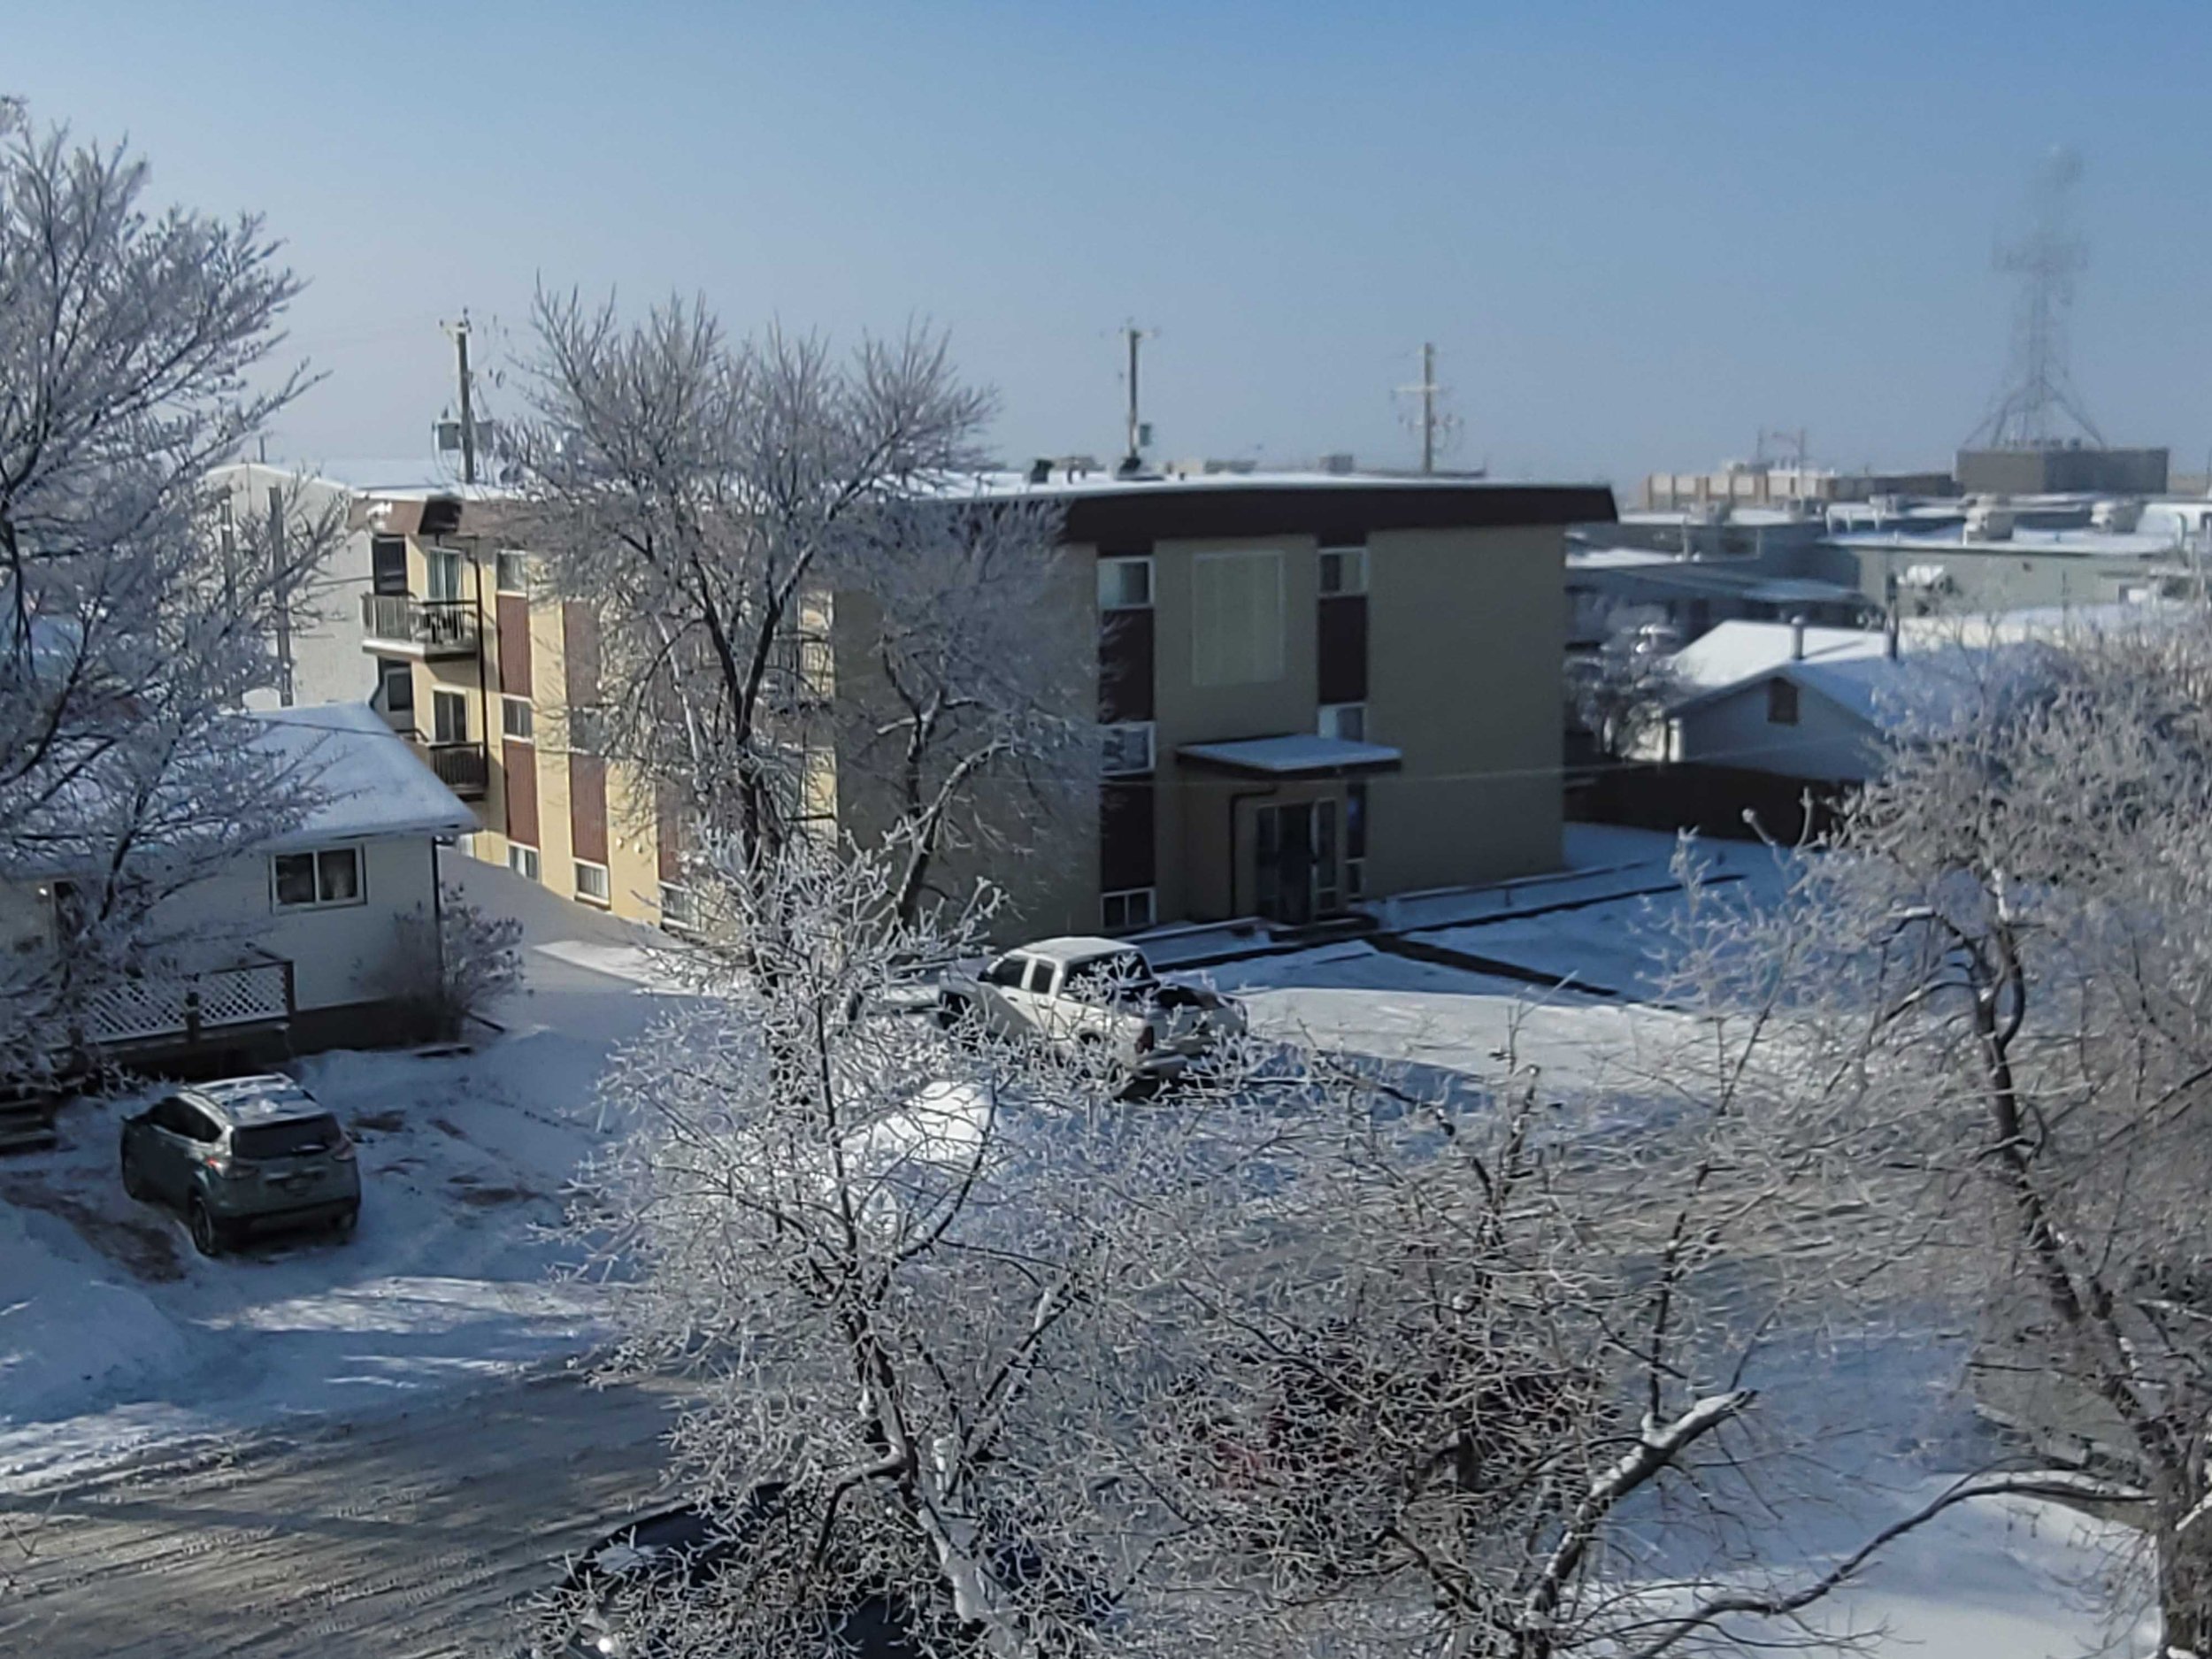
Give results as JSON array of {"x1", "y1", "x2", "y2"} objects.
[{"x1": 119, "y1": 1074, "x2": 361, "y2": 1256}]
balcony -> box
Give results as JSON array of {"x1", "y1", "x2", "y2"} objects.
[
  {"x1": 78, "y1": 952, "x2": 295, "y2": 1053},
  {"x1": 423, "y1": 740, "x2": 489, "y2": 800},
  {"x1": 361, "y1": 593, "x2": 480, "y2": 659}
]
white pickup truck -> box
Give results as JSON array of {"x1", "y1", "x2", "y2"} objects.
[{"x1": 937, "y1": 936, "x2": 1246, "y2": 1082}]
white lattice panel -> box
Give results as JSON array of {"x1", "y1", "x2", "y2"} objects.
[{"x1": 82, "y1": 961, "x2": 290, "y2": 1045}]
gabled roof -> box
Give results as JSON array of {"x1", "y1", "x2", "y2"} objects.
[
  {"x1": 1668, "y1": 621, "x2": 1893, "y2": 693},
  {"x1": 1668, "y1": 625, "x2": 2024, "y2": 737},
  {"x1": 247, "y1": 704, "x2": 478, "y2": 849}
]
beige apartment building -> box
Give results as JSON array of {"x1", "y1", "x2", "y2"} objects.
[{"x1": 352, "y1": 474, "x2": 1612, "y2": 941}]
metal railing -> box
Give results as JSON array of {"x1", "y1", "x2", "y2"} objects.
[
  {"x1": 424, "y1": 741, "x2": 489, "y2": 797},
  {"x1": 360, "y1": 593, "x2": 480, "y2": 657},
  {"x1": 80, "y1": 954, "x2": 296, "y2": 1048}
]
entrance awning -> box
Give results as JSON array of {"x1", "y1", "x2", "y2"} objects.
[{"x1": 1176, "y1": 734, "x2": 1403, "y2": 777}]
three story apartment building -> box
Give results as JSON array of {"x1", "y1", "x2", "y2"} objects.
[{"x1": 351, "y1": 472, "x2": 1612, "y2": 940}]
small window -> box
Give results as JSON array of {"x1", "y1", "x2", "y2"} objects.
[
  {"x1": 982, "y1": 955, "x2": 1029, "y2": 989},
  {"x1": 377, "y1": 657, "x2": 414, "y2": 715},
  {"x1": 1102, "y1": 887, "x2": 1156, "y2": 933},
  {"x1": 432, "y1": 688, "x2": 469, "y2": 745},
  {"x1": 1102, "y1": 721, "x2": 1156, "y2": 778},
  {"x1": 658, "y1": 882, "x2": 696, "y2": 933},
  {"x1": 508, "y1": 843, "x2": 541, "y2": 882},
  {"x1": 1098, "y1": 556, "x2": 1153, "y2": 611},
  {"x1": 273, "y1": 846, "x2": 364, "y2": 910},
  {"x1": 1318, "y1": 703, "x2": 1366, "y2": 742},
  {"x1": 1023, "y1": 958, "x2": 1057, "y2": 995},
  {"x1": 574, "y1": 861, "x2": 611, "y2": 905},
  {"x1": 1319, "y1": 546, "x2": 1368, "y2": 596},
  {"x1": 1766, "y1": 679, "x2": 1800, "y2": 726},
  {"x1": 158, "y1": 1098, "x2": 221, "y2": 1143},
  {"x1": 502, "y1": 696, "x2": 534, "y2": 741},
  {"x1": 371, "y1": 534, "x2": 410, "y2": 596},
  {"x1": 495, "y1": 549, "x2": 529, "y2": 595}
]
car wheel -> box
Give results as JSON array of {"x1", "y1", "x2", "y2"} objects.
[
  {"x1": 120, "y1": 1151, "x2": 150, "y2": 1202},
  {"x1": 188, "y1": 1197, "x2": 226, "y2": 1258},
  {"x1": 331, "y1": 1204, "x2": 359, "y2": 1240}
]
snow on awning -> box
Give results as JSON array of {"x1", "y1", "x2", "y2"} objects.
[{"x1": 1175, "y1": 734, "x2": 1404, "y2": 777}]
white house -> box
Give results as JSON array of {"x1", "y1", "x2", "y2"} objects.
[
  {"x1": 0, "y1": 703, "x2": 477, "y2": 1071},
  {"x1": 1661, "y1": 619, "x2": 1999, "y2": 784}
]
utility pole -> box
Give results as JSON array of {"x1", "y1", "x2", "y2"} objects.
[
  {"x1": 1120, "y1": 322, "x2": 1155, "y2": 472},
  {"x1": 266, "y1": 484, "x2": 293, "y2": 706},
  {"x1": 445, "y1": 310, "x2": 477, "y2": 485},
  {"x1": 1395, "y1": 343, "x2": 1448, "y2": 474}
]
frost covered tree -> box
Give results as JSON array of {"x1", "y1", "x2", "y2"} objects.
[
  {"x1": 0, "y1": 103, "x2": 325, "y2": 1083},
  {"x1": 1567, "y1": 620, "x2": 1679, "y2": 762},
  {"x1": 540, "y1": 833, "x2": 2108, "y2": 1658},
  {"x1": 1669, "y1": 618, "x2": 2212, "y2": 1655},
  {"x1": 513, "y1": 298, "x2": 1075, "y2": 916}
]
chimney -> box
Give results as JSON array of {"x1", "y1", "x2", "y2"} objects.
[
  {"x1": 1790, "y1": 614, "x2": 1808, "y2": 662},
  {"x1": 1028, "y1": 457, "x2": 1052, "y2": 485}
]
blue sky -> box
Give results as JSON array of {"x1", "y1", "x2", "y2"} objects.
[{"x1": 10, "y1": 1, "x2": 2209, "y2": 486}]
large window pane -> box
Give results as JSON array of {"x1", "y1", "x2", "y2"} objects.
[
  {"x1": 1191, "y1": 549, "x2": 1284, "y2": 687},
  {"x1": 273, "y1": 853, "x2": 317, "y2": 908},
  {"x1": 317, "y1": 849, "x2": 361, "y2": 902}
]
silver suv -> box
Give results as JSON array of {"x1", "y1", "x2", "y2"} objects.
[{"x1": 119, "y1": 1075, "x2": 360, "y2": 1256}]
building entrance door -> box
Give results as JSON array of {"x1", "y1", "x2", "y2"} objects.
[{"x1": 1254, "y1": 799, "x2": 1341, "y2": 925}]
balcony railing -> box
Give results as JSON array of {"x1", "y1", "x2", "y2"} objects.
[
  {"x1": 361, "y1": 593, "x2": 480, "y2": 658},
  {"x1": 424, "y1": 740, "x2": 489, "y2": 799},
  {"x1": 79, "y1": 954, "x2": 295, "y2": 1050}
]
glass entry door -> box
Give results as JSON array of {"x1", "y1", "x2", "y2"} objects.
[{"x1": 1254, "y1": 799, "x2": 1341, "y2": 925}]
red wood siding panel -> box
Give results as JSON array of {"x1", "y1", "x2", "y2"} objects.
[
  {"x1": 503, "y1": 740, "x2": 540, "y2": 846},
  {"x1": 656, "y1": 782, "x2": 684, "y2": 884},
  {"x1": 1100, "y1": 780, "x2": 1156, "y2": 893},
  {"x1": 1098, "y1": 608, "x2": 1155, "y2": 723},
  {"x1": 1317, "y1": 594, "x2": 1368, "y2": 705},
  {"x1": 561, "y1": 601, "x2": 601, "y2": 707},
  {"x1": 570, "y1": 753, "x2": 609, "y2": 865},
  {"x1": 496, "y1": 594, "x2": 533, "y2": 698}
]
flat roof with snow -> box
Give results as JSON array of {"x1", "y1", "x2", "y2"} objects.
[{"x1": 1176, "y1": 735, "x2": 1404, "y2": 776}]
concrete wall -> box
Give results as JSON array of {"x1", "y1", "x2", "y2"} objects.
[
  {"x1": 1955, "y1": 448, "x2": 2169, "y2": 496},
  {"x1": 1365, "y1": 524, "x2": 1563, "y2": 891},
  {"x1": 211, "y1": 465, "x2": 376, "y2": 711},
  {"x1": 1847, "y1": 544, "x2": 2171, "y2": 613},
  {"x1": 1671, "y1": 680, "x2": 1879, "y2": 782}
]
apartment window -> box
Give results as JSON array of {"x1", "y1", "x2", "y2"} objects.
[
  {"x1": 432, "y1": 688, "x2": 469, "y2": 745},
  {"x1": 495, "y1": 549, "x2": 529, "y2": 595},
  {"x1": 1102, "y1": 721, "x2": 1156, "y2": 778},
  {"x1": 1191, "y1": 549, "x2": 1285, "y2": 687},
  {"x1": 425, "y1": 547, "x2": 464, "y2": 603},
  {"x1": 1098, "y1": 556, "x2": 1153, "y2": 611},
  {"x1": 1102, "y1": 887, "x2": 1156, "y2": 933},
  {"x1": 272, "y1": 846, "x2": 364, "y2": 910},
  {"x1": 573, "y1": 860, "x2": 611, "y2": 906},
  {"x1": 371, "y1": 534, "x2": 409, "y2": 596},
  {"x1": 1766, "y1": 679, "x2": 1800, "y2": 726},
  {"x1": 659, "y1": 882, "x2": 697, "y2": 933},
  {"x1": 1318, "y1": 545, "x2": 1368, "y2": 596},
  {"x1": 376, "y1": 657, "x2": 414, "y2": 715},
  {"x1": 507, "y1": 843, "x2": 541, "y2": 882},
  {"x1": 1318, "y1": 703, "x2": 1366, "y2": 743},
  {"x1": 502, "y1": 696, "x2": 534, "y2": 741}
]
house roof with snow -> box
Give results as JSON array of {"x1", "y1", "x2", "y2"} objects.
[
  {"x1": 1667, "y1": 620, "x2": 2026, "y2": 737},
  {"x1": 247, "y1": 703, "x2": 478, "y2": 850}
]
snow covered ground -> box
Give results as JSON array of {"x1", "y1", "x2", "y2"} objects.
[
  {"x1": 0, "y1": 831, "x2": 2169, "y2": 1648},
  {"x1": 0, "y1": 855, "x2": 687, "y2": 1490}
]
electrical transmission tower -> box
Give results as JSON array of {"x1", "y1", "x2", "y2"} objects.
[
  {"x1": 1394, "y1": 342, "x2": 1462, "y2": 473},
  {"x1": 1969, "y1": 147, "x2": 2105, "y2": 450}
]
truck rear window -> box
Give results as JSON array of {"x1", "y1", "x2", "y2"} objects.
[{"x1": 233, "y1": 1116, "x2": 345, "y2": 1160}]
